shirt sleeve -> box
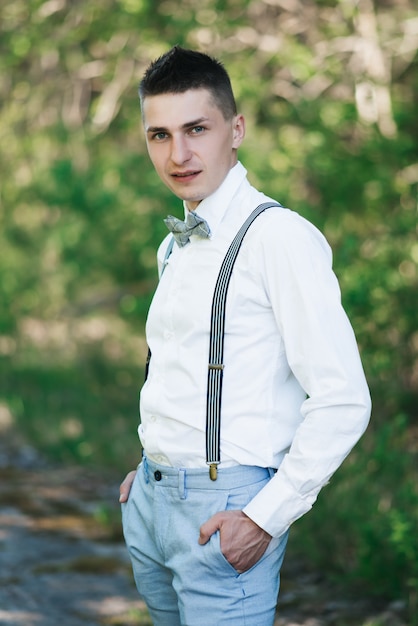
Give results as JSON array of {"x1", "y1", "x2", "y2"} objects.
[{"x1": 242, "y1": 211, "x2": 371, "y2": 538}]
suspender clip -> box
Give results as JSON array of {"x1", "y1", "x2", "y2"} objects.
[
  {"x1": 209, "y1": 463, "x2": 218, "y2": 481},
  {"x1": 208, "y1": 363, "x2": 224, "y2": 370}
]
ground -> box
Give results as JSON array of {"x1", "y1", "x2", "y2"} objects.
[{"x1": 0, "y1": 430, "x2": 408, "y2": 626}]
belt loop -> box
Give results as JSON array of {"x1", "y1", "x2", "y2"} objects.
[
  {"x1": 178, "y1": 469, "x2": 186, "y2": 500},
  {"x1": 143, "y1": 456, "x2": 149, "y2": 484}
]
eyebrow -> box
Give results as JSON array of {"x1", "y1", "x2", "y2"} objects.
[{"x1": 146, "y1": 117, "x2": 210, "y2": 134}]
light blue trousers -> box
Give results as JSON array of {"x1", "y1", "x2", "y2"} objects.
[{"x1": 122, "y1": 457, "x2": 288, "y2": 626}]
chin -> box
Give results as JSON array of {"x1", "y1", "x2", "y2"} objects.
[{"x1": 178, "y1": 193, "x2": 206, "y2": 205}]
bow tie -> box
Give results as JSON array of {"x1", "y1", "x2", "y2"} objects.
[{"x1": 164, "y1": 211, "x2": 211, "y2": 247}]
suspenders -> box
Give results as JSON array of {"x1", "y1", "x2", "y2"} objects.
[
  {"x1": 205, "y1": 202, "x2": 281, "y2": 478},
  {"x1": 147, "y1": 201, "x2": 281, "y2": 479}
]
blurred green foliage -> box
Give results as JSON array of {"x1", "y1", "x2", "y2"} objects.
[{"x1": 0, "y1": 0, "x2": 417, "y2": 620}]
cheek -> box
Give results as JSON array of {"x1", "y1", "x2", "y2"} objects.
[
  {"x1": 210, "y1": 143, "x2": 234, "y2": 179},
  {"x1": 146, "y1": 141, "x2": 165, "y2": 165},
  {"x1": 148, "y1": 152, "x2": 165, "y2": 176}
]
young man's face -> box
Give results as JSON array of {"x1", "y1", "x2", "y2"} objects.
[{"x1": 142, "y1": 88, "x2": 245, "y2": 211}]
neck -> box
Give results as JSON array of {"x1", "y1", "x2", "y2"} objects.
[{"x1": 185, "y1": 201, "x2": 201, "y2": 213}]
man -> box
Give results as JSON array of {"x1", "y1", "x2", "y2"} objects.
[{"x1": 120, "y1": 46, "x2": 371, "y2": 626}]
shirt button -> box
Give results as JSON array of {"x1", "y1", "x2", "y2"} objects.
[
  {"x1": 154, "y1": 470, "x2": 162, "y2": 481},
  {"x1": 150, "y1": 415, "x2": 156, "y2": 422}
]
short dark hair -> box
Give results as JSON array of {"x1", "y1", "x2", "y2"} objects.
[{"x1": 139, "y1": 46, "x2": 237, "y2": 120}]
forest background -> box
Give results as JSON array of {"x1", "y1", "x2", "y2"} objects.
[{"x1": 0, "y1": 0, "x2": 417, "y2": 621}]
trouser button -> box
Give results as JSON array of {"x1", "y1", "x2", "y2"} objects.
[{"x1": 154, "y1": 470, "x2": 162, "y2": 481}]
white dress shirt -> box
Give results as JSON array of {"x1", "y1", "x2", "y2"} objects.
[{"x1": 139, "y1": 161, "x2": 371, "y2": 538}]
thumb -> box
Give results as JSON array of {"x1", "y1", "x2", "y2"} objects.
[
  {"x1": 198, "y1": 513, "x2": 222, "y2": 545},
  {"x1": 119, "y1": 470, "x2": 137, "y2": 503}
]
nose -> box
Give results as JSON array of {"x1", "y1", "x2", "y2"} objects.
[{"x1": 170, "y1": 135, "x2": 191, "y2": 165}]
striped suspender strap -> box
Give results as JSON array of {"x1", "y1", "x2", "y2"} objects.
[
  {"x1": 162, "y1": 236, "x2": 176, "y2": 271},
  {"x1": 206, "y1": 201, "x2": 281, "y2": 480}
]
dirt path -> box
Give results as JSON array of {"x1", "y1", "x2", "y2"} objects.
[
  {"x1": 0, "y1": 431, "x2": 408, "y2": 626},
  {"x1": 0, "y1": 433, "x2": 148, "y2": 626}
]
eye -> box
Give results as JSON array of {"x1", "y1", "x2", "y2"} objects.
[
  {"x1": 152, "y1": 131, "x2": 168, "y2": 141},
  {"x1": 190, "y1": 125, "x2": 205, "y2": 135}
]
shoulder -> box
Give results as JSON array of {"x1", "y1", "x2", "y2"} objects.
[{"x1": 248, "y1": 203, "x2": 332, "y2": 264}]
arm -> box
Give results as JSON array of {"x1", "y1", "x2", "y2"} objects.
[
  {"x1": 200, "y1": 212, "x2": 370, "y2": 554},
  {"x1": 242, "y1": 212, "x2": 371, "y2": 537}
]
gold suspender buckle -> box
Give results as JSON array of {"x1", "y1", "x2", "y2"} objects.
[{"x1": 209, "y1": 463, "x2": 218, "y2": 481}]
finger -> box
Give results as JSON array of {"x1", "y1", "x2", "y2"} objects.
[
  {"x1": 198, "y1": 513, "x2": 222, "y2": 545},
  {"x1": 119, "y1": 470, "x2": 137, "y2": 503}
]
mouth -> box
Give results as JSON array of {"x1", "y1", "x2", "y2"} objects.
[{"x1": 171, "y1": 170, "x2": 201, "y2": 182}]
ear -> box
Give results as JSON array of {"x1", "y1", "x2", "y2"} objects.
[{"x1": 232, "y1": 114, "x2": 245, "y2": 149}]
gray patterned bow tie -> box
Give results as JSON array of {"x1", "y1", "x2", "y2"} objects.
[{"x1": 164, "y1": 211, "x2": 211, "y2": 247}]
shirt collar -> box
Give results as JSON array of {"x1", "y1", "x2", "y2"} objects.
[{"x1": 182, "y1": 161, "x2": 248, "y2": 237}]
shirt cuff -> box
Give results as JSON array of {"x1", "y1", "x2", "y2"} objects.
[{"x1": 243, "y1": 469, "x2": 317, "y2": 538}]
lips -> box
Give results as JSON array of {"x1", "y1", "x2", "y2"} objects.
[{"x1": 171, "y1": 170, "x2": 201, "y2": 181}]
